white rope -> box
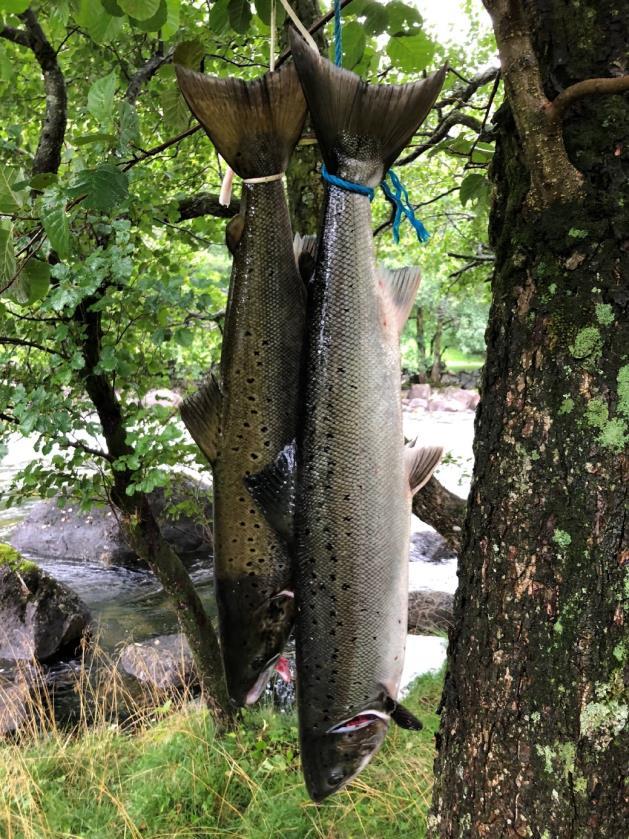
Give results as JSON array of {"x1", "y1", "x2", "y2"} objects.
[
  {"x1": 277, "y1": 0, "x2": 319, "y2": 52},
  {"x1": 243, "y1": 172, "x2": 284, "y2": 184}
]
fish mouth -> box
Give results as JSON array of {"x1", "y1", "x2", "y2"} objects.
[
  {"x1": 244, "y1": 654, "x2": 281, "y2": 706},
  {"x1": 327, "y1": 710, "x2": 389, "y2": 735}
]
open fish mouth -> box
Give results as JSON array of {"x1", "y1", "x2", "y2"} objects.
[
  {"x1": 244, "y1": 654, "x2": 281, "y2": 706},
  {"x1": 327, "y1": 710, "x2": 389, "y2": 735}
]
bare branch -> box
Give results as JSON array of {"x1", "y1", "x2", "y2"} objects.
[
  {"x1": 398, "y1": 112, "x2": 484, "y2": 167},
  {"x1": 125, "y1": 49, "x2": 173, "y2": 105},
  {"x1": 177, "y1": 192, "x2": 240, "y2": 221},
  {"x1": 0, "y1": 336, "x2": 66, "y2": 357},
  {"x1": 548, "y1": 75, "x2": 629, "y2": 122},
  {"x1": 413, "y1": 476, "x2": 467, "y2": 554},
  {"x1": 0, "y1": 25, "x2": 31, "y2": 48}
]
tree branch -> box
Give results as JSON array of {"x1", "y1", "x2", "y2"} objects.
[
  {"x1": 275, "y1": 0, "x2": 355, "y2": 68},
  {"x1": 398, "y1": 112, "x2": 484, "y2": 166},
  {"x1": 413, "y1": 477, "x2": 467, "y2": 554},
  {"x1": 177, "y1": 192, "x2": 240, "y2": 221},
  {"x1": 125, "y1": 49, "x2": 172, "y2": 105},
  {"x1": 548, "y1": 75, "x2": 629, "y2": 122},
  {"x1": 0, "y1": 24, "x2": 31, "y2": 48},
  {"x1": 18, "y1": 10, "x2": 67, "y2": 176},
  {"x1": 0, "y1": 336, "x2": 66, "y2": 356}
]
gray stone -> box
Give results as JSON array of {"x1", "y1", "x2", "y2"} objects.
[
  {"x1": 0, "y1": 557, "x2": 90, "y2": 662},
  {"x1": 407, "y1": 590, "x2": 454, "y2": 633},
  {"x1": 120, "y1": 634, "x2": 195, "y2": 690},
  {"x1": 9, "y1": 476, "x2": 213, "y2": 566},
  {"x1": 410, "y1": 530, "x2": 457, "y2": 563},
  {"x1": 408, "y1": 383, "x2": 432, "y2": 400}
]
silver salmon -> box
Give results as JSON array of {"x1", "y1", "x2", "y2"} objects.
[
  {"x1": 176, "y1": 63, "x2": 307, "y2": 706},
  {"x1": 289, "y1": 34, "x2": 445, "y2": 800}
]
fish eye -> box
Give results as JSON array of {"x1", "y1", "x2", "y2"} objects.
[{"x1": 327, "y1": 769, "x2": 345, "y2": 786}]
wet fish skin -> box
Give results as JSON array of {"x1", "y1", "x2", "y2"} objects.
[
  {"x1": 177, "y1": 64, "x2": 307, "y2": 706},
  {"x1": 290, "y1": 32, "x2": 445, "y2": 800}
]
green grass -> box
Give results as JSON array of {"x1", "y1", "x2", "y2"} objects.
[
  {"x1": 0, "y1": 672, "x2": 443, "y2": 838},
  {"x1": 442, "y1": 349, "x2": 484, "y2": 371}
]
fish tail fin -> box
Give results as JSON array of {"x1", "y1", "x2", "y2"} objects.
[
  {"x1": 379, "y1": 265, "x2": 422, "y2": 331},
  {"x1": 289, "y1": 30, "x2": 446, "y2": 184},
  {"x1": 293, "y1": 233, "x2": 318, "y2": 285},
  {"x1": 176, "y1": 62, "x2": 307, "y2": 179}
]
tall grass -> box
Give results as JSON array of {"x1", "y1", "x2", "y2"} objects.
[{"x1": 0, "y1": 643, "x2": 442, "y2": 838}]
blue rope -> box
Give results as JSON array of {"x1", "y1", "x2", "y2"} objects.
[
  {"x1": 381, "y1": 170, "x2": 430, "y2": 244},
  {"x1": 321, "y1": 163, "x2": 375, "y2": 199},
  {"x1": 334, "y1": 0, "x2": 342, "y2": 66},
  {"x1": 321, "y1": 165, "x2": 430, "y2": 244}
]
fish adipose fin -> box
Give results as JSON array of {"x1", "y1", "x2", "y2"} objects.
[
  {"x1": 379, "y1": 266, "x2": 422, "y2": 331},
  {"x1": 293, "y1": 233, "x2": 318, "y2": 285},
  {"x1": 384, "y1": 695, "x2": 423, "y2": 731},
  {"x1": 176, "y1": 62, "x2": 307, "y2": 179},
  {"x1": 180, "y1": 376, "x2": 223, "y2": 466},
  {"x1": 245, "y1": 443, "x2": 297, "y2": 548},
  {"x1": 405, "y1": 444, "x2": 443, "y2": 494},
  {"x1": 289, "y1": 29, "x2": 446, "y2": 185}
]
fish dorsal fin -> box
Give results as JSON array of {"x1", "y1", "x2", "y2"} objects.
[
  {"x1": 289, "y1": 29, "x2": 446, "y2": 184},
  {"x1": 180, "y1": 376, "x2": 223, "y2": 467},
  {"x1": 245, "y1": 442, "x2": 296, "y2": 548},
  {"x1": 405, "y1": 443, "x2": 443, "y2": 494},
  {"x1": 384, "y1": 695, "x2": 423, "y2": 730},
  {"x1": 379, "y1": 266, "x2": 422, "y2": 331},
  {"x1": 176, "y1": 62, "x2": 307, "y2": 179},
  {"x1": 293, "y1": 233, "x2": 318, "y2": 286}
]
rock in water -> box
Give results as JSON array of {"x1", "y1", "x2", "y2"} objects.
[
  {"x1": 0, "y1": 544, "x2": 90, "y2": 661},
  {"x1": 120, "y1": 635, "x2": 195, "y2": 690},
  {"x1": 0, "y1": 680, "x2": 29, "y2": 735}
]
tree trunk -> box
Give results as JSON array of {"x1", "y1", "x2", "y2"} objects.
[
  {"x1": 75, "y1": 290, "x2": 232, "y2": 724},
  {"x1": 431, "y1": 2, "x2": 628, "y2": 836},
  {"x1": 431, "y1": 315, "x2": 443, "y2": 384}
]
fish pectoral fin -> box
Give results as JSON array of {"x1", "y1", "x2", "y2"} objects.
[
  {"x1": 180, "y1": 374, "x2": 223, "y2": 466},
  {"x1": 293, "y1": 233, "x2": 318, "y2": 286},
  {"x1": 405, "y1": 443, "x2": 443, "y2": 495},
  {"x1": 379, "y1": 266, "x2": 422, "y2": 331},
  {"x1": 245, "y1": 442, "x2": 296, "y2": 547},
  {"x1": 384, "y1": 696, "x2": 423, "y2": 731},
  {"x1": 226, "y1": 212, "x2": 245, "y2": 255}
]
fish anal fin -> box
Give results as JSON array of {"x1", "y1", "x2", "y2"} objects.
[
  {"x1": 405, "y1": 444, "x2": 443, "y2": 495},
  {"x1": 180, "y1": 376, "x2": 223, "y2": 466},
  {"x1": 293, "y1": 233, "x2": 318, "y2": 286},
  {"x1": 386, "y1": 698, "x2": 423, "y2": 731},
  {"x1": 245, "y1": 442, "x2": 296, "y2": 547},
  {"x1": 379, "y1": 266, "x2": 422, "y2": 331}
]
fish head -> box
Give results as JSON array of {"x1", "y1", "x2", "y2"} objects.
[
  {"x1": 221, "y1": 589, "x2": 295, "y2": 706},
  {"x1": 301, "y1": 711, "x2": 389, "y2": 802}
]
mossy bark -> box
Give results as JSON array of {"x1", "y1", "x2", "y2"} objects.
[{"x1": 430, "y1": 2, "x2": 628, "y2": 836}]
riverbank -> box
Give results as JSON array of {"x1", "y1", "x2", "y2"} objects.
[{"x1": 0, "y1": 669, "x2": 443, "y2": 838}]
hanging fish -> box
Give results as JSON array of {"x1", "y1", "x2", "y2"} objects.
[
  {"x1": 287, "y1": 34, "x2": 445, "y2": 800},
  {"x1": 176, "y1": 63, "x2": 307, "y2": 707}
]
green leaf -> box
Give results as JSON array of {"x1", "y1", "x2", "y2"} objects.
[
  {"x1": 340, "y1": 20, "x2": 366, "y2": 69},
  {"x1": 8, "y1": 258, "x2": 51, "y2": 306},
  {"x1": 162, "y1": 0, "x2": 180, "y2": 38},
  {"x1": 76, "y1": 0, "x2": 124, "y2": 42},
  {"x1": 0, "y1": 167, "x2": 20, "y2": 214},
  {"x1": 174, "y1": 328, "x2": 193, "y2": 347},
  {"x1": 160, "y1": 87, "x2": 189, "y2": 132},
  {"x1": 228, "y1": 0, "x2": 251, "y2": 34},
  {"x1": 118, "y1": 100, "x2": 140, "y2": 151},
  {"x1": 0, "y1": 224, "x2": 15, "y2": 284},
  {"x1": 72, "y1": 132, "x2": 117, "y2": 147},
  {"x1": 101, "y1": 0, "x2": 125, "y2": 15},
  {"x1": 386, "y1": 1, "x2": 422, "y2": 35},
  {"x1": 0, "y1": 0, "x2": 30, "y2": 12},
  {"x1": 254, "y1": 0, "x2": 270, "y2": 24},
  {"x1": 173, "y1": 39, "x2": 204, "y2": 69},
  {"x1": 460, "y1": 173, "x2": 489, "y2": 206},
  {"x1": 41, "y1": 191, "x2": 71, "y2": 259},
  {"x1": 386, "y1": 31, "x2": 435, "y2": 72},
  {"x1": 87, "y1": 70, "x2": 117, "y2": 129},
  {"x1": 129, "y1": 0, "x2": 167, "y2": 31},
  {"x1": 29, "y1": 173, "x2": 58, "y2": 190},
  {"x1": 362, "y1": 1, "x2": 388, "y2": 35},
  {"x1": 118, "y1": 0, "x2": 160, "y2": 20},
  {"x1": 0, "y1": 45, "x2": 15, "y2": 84},
  {"x1": 69, "y1": 164, "x2": 129, "y2": 211},
  {"x1": 209, "y1": 0, "x2": 229, "y2": 34}
]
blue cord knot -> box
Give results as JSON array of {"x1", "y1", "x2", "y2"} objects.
[{"x1": 320, "y1": 164, "x2": 430, "y2": 244}]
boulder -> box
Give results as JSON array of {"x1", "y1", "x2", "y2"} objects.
[
  {"x1": 410, "y1": 530, "x2": 457, "y2": 563},
  {"x1": 407, "y1": 590, "x2": 454, "y2": 633},
  {"x1": 408, "y1": 383, "x2": 432, "y2": 400},
  {"x1": 0, "y1": 545, "x2": 90, "y2": 662},
  {"x1": 9, "y1": 476, "x2": 213, "y2": 565},
  {"x1": 120, "y1": 635, "x2": 195, "y2": 690},
  {"x1": 408, "y1": 397, "x2": 428, "y2": 411}
]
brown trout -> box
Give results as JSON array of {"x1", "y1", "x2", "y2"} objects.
[
  {"x1": 289, "y1": 35, "x2": 446, "y2": 800},
  {"x1": 176, "y1": 63, "x2": 307, "y2": 706}
]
